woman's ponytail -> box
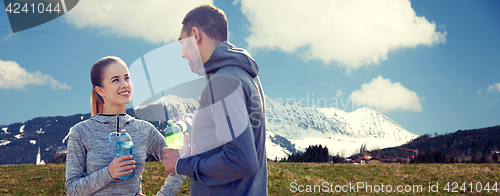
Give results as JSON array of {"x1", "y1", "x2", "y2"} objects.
[{"x1": 91, "y1": 88, "x2": 104, "y2": 116}]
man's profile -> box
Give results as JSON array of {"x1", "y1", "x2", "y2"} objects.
[{"x1": 162, "y1": 4, "x2": 267, "y2": 196}]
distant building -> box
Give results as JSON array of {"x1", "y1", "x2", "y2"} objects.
[
  {"x1": 36, "y1": 146, "x2": 45, "y2": 165},
  {"x1": 360, "y1": 143, "x2": 368, "y2": 158},
  {"x1": 353, "y1": 144, "x2": 372, "y2": 164}
]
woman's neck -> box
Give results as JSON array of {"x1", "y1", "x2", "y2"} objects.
[{"x1": 102, "y1": 104, "x2": 126, "y2": 115}]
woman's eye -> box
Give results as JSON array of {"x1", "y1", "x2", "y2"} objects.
[
  {"x1": 112, "y1": 79, "x2": 118, "y2": 82},
  {"x1": 125, "y1": 76, "x2": 130, "y2": 80}
]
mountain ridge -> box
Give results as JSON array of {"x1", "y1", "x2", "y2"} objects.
[
  {"x1": 264, "y1": 97, "x2": 418, "y2": 159},
  {"x1": 0, "y1": 95, "x2": 418, "y2": 164}
]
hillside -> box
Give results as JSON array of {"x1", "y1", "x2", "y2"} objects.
[
  {"x1": 375, "y1": 125, "x2": 500, "y2": 160},
  {"x1": 0, "y1": 113, "x2": 92, "y2": 165}
]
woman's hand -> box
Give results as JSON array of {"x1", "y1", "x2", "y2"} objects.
[{"x1": 108, "y1": 155, "x2": 136, "y2": 179}]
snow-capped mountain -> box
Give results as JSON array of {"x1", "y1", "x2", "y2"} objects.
[
  {"x1": 146, "y1": 95, "x2": 418, "y2": 160},
  {"x1": 264, "y1": 97, "x2": 418, "y2": 160}
]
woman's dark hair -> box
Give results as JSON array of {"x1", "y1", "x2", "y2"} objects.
[{"x1": 90, "y1": 56, "x2": 125, "y2": 116}]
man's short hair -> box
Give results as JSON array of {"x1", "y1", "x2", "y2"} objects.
[{"x1": 182, "y1": 5, "x2": 228, "y2": 42}]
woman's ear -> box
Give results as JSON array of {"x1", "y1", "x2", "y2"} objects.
[{"x1": 95, "y1": 86, "x2": 105, "y2": 97}]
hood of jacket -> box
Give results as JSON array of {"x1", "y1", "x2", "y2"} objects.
[
  {"x1": 90, "y1": 114, "x2": 134, "y2": 129},
  {"x1": 204, "y1": 41, "x2": 258, "y2": 78},
  {"x1": 62, "y1": 114, "x2": 136, "y2": 144}
]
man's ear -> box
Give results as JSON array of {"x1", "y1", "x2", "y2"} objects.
[
  {"x1": 192, "y1": 27, "x2": 201, "y2": 42},
  {"x1": 95, "y1": 86, "x2": 105, "y2": 97}
]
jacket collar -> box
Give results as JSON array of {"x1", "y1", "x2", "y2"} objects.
[{"x1": 91, "y1": 114, "x2": 134, "y2": 128}]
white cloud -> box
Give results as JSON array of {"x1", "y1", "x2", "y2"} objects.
[
  {"x1": 3, "y1": 32, "x2": 15, "y2": 41},
  {"x1": 0, "y1": 60, "x2": 71, "y2": 90},
  {"x1": 349, "y1": 76, "x2": 422, "y2": 112},
  {"x1": 335, "y1": 89, "x2": 343, "y2": 97},
  {"x1": 239, "y1": 0, "x2": 446, "y2": 73},
  {"x1": 64, "y1": 0, "x2": 212, "y2": 44},
  {"x1": 487, "y1": 83, "x2": 500, "y2": 93}
]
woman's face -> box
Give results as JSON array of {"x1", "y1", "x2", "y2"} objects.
[{"x1": 96, "y1": 61, "x2": 133, "y2": 108}]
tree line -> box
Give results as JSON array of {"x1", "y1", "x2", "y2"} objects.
[
  {"x1": 375, "y1": 125, "x2": 500, "y2": 164},
  {"x1": 281, "y1": 145, "x2": 346, "y2": 163}
]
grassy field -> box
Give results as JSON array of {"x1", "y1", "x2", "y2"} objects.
[{"x1": 1, "y1": 162, "x2": 499, "y2": 195}]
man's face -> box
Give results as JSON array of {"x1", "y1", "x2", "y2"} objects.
[{"x1": 179, "y1": 29, "x2": 205, "y2": 76}]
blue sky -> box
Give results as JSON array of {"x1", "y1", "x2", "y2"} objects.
[{"x1": 0, "y1": 0, "x2": 499, "y2": 136}]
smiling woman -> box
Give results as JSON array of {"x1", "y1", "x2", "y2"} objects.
[
  {"x1": 64, "y1": 56, "x2": 186, "y2": 195},
  {"x1": 90, "y1": 56, "x2": 130, "y2": 116},
  {"x1": 90, "y1": 56, "x2": 133, "y2": 116}
]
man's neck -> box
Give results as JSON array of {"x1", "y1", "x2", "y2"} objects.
[{"x1": 201, "y1": 40, "x2": 221, "y2": 63}]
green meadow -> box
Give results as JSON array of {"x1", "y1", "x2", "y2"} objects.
[{"x1": 1, "y1": 162, "x2": 499, "y2": 195}]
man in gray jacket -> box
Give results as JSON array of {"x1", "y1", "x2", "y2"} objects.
[{"x1": 163, "y1": 4, "x2": 267, "y2": 195}]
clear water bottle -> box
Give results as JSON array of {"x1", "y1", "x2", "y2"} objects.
[
  {"x1": 109, "y1": 130, "x2": 135, "y2": 179},
  {"x1": 164, "y1": 120, "x2": 186, "y2": 149}
]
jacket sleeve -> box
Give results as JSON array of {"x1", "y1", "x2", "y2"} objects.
[
  {"x1": 176, "y1": 74, "x2": 259, "y2": 186},
  {"x1": 65, "y1": 126, "x2": 114, "y2": 196},
  {"x1": 145, "y1": 123, "x2": 186, "y2": 196},
  {"x1": 146, "y1": 123, "x2": 167, "y2": 163},
  {"x1": 155, "y1": 174, "x2": 187, "y2": 196}
]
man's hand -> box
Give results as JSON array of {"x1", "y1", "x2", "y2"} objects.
[
  {"x1": 178, "y1": 133, "x2": 191, "y2": 156},
  {"x1": 163, "y1": 133, "x2": 190, "y2": 174},
  {"x1": 108, "y1": 155, "x2": 135, "y2": 179}
]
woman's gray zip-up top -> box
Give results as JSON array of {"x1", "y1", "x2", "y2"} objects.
[{"x1": 65, "y1": 114, "x2": 185, "y2": 196}]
